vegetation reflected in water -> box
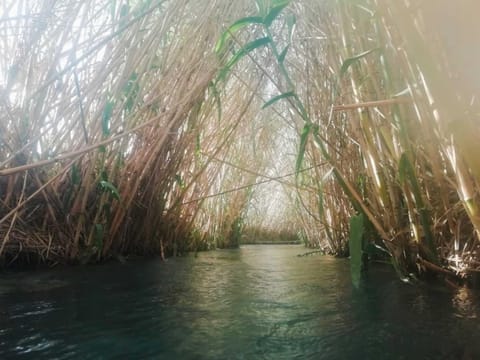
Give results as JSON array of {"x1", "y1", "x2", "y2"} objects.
[{"x1": 1, "y1": 245, "x2": 479, "y2": 359}]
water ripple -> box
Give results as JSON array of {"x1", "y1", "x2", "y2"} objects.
[{"x1": 0, "y1": 245, "x2": 479, "y2": 359}]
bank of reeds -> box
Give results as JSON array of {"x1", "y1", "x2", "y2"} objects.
[
  {"x1": 212, "y1": 0, "x2": 480, "y2": 281},
  {"x1": 238, "y1": 0, "x2": 479, "y2": 280},
  {"x1": 0, "y1": 0, "x2": 277, "y2": 265},
  {"x1": 1, "y1": 0, "x2": 479, "y2": 283},
  {"x1": 321, "y1": 0, "x2": 479, "y2": 279}
]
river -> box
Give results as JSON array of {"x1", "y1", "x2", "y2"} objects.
[{"x1": 0, "y1": 245, "x2": 479, "y2": 359}]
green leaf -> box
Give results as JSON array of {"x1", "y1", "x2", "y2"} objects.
[
  {"x1": 218, "y1": 37, "x2": 272, "y2": 82},
  {"x1": 195, "y1": 133, "x2": 201, "y2": 156},
  {"x1": 349, "y1": 213, "x2": 365, "y2": 288},
  {"x1": 278, "y1": 45, "x2": 289, "y2": 63},
  {"x1": 71, "y1": 164, "x2": 81, "y2": 185},
  {"x1": 208, "y1": 81, "x2": 222, "y2": 121},
  {"x1": 102, "y1": 100, "x2": 115, "y2": 136},
  {"x1": 339, "y1": 48, "x2": 380, "y2": 78},
  {"x1": 99, "y1": 180, "x2": 121, "y2": 201},
  {"x1": 123, "y1": 72, "x2": 139, "y2": 114},
  {"x1": 262, "y1": 91, "x2": 295, "y2": 109},
  {"x1": 263, "y1": 0, "x2": 290, "y2": 27},
  {"x1": 296, "y1": 123, "x2": 311, "y2": 175},
  {"x1": 101, "y1": 170, "x2": 108, "y2": 182},
  {"x1": 174, "y1": 174, "x2": 185, "y2": 188},
  {"x1": 398, "y1": 152, "x2": 409, "y2": 184},
  {"x1": 215, "y1": 16, "x2": 264, "y2": 55}
]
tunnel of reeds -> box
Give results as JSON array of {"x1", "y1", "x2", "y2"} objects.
[{"x1": 1, "y1": 0, "x2": 480, "y2": 285}]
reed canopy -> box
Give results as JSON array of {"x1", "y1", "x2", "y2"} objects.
[{"x1": 1, "y1": 0, "x2": 479, "y2": 283}]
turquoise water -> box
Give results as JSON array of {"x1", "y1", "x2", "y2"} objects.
[{"x1": 0, "y1": 245, "x2": 479, "y2": 359}]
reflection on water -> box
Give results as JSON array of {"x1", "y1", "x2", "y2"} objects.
[
  {"x1": 453, "y1": 287, "x2": 478, "y2": 319},
  {"x1": 1, "y1": 245, "x2": 480, "y2": 359}
]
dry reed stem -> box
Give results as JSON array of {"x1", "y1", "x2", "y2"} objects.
[{"x1": 1, "y1": 0, "x2": 479, "y2": 276}]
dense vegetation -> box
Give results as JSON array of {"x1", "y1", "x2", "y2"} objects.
[
  {"x1": 241, "y1": 227, "x2": 299, "y2": 245},
  {"x1": 1, "y1": 0, "x2": 479, "y2": 285}
]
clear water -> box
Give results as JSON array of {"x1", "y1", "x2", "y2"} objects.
[{"x1": 0, "y1": 245, "x2": 479, "y2": 359}]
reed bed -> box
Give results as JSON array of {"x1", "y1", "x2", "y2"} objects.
[
  {"x1": 273, "y1": 0, "x2": 480, "y2": 279},
  {"x1": 210, "y1": 0, "x2": 480, "y2": 281},
  {"x1": 1, "y1": 0, "x2": 479, "y2": 284},
  {"x1": 0, "y1": 0, "x2": 275, "y2": 264}
]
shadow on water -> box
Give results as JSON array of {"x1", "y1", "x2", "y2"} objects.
[{"x1": 1, "y1": 244, "x2": 480, "y2": 359}]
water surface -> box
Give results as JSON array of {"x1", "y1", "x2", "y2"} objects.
[{"x1": 1, "y1": 245, "x2": 479, "y2": 359}]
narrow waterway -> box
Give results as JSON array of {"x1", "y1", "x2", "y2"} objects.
[{"x1": 0, "y1": 245, "x2": 479, "y2": 359}]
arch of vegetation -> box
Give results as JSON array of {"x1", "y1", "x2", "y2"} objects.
[{"x1": 1, "y1": 0, "x2": 479, "y2": 284}]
